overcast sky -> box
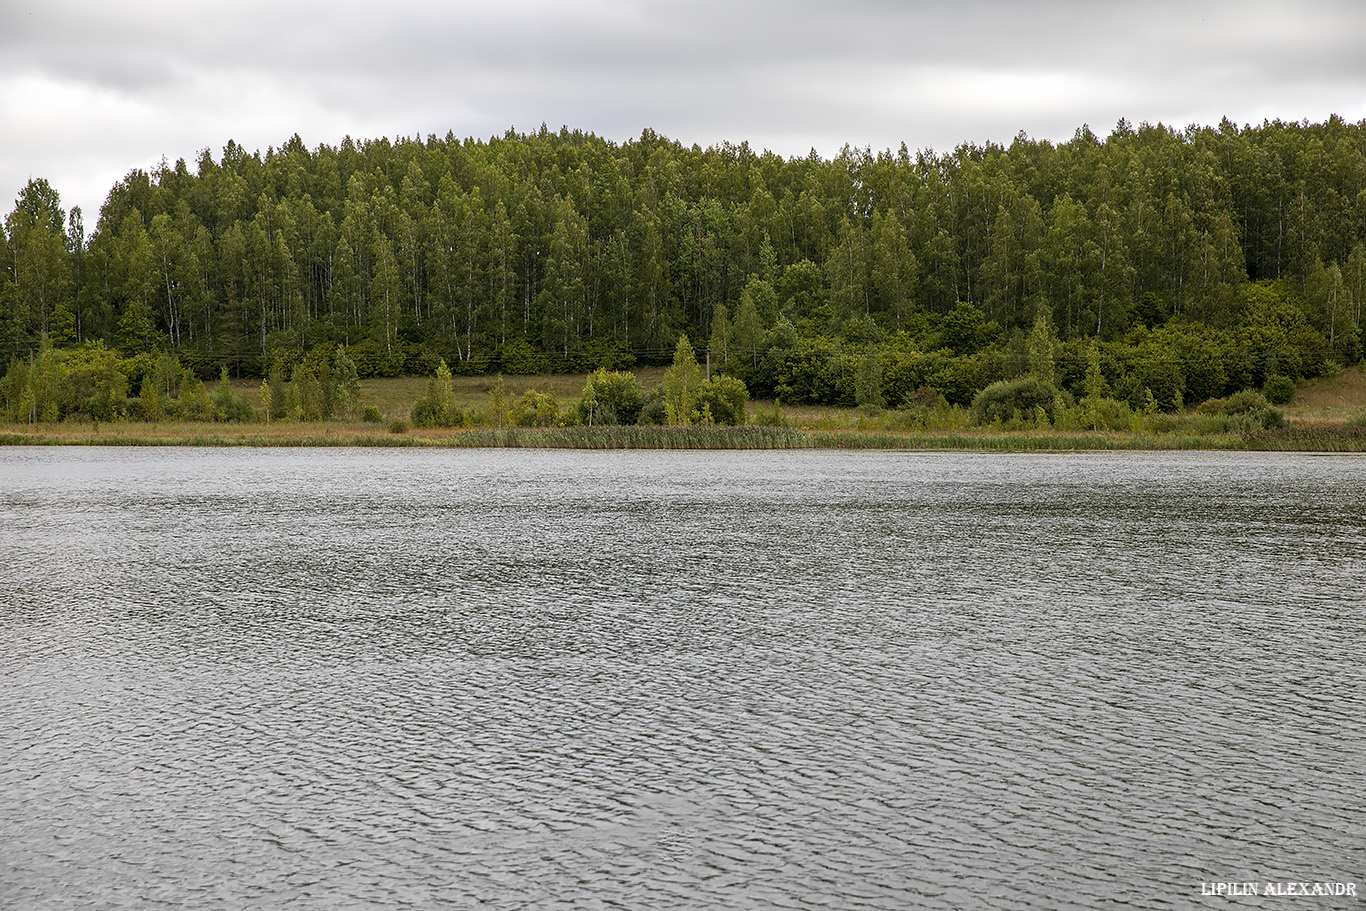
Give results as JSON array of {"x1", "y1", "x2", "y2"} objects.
[{"x1": 4, "y1": 0, "x2": 1366, "y2": 226}]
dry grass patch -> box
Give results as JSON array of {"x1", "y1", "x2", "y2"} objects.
[
  {"x1": 1285, "y1": 365, "x2": 1366, "y2": 424},
  {"x1": 230, "y1": 376, "x2": 428, "y2": 420}
]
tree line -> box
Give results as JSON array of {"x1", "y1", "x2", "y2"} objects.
[{"x1": 3, "y1": 117, "x2": 1364, "y2": 412}]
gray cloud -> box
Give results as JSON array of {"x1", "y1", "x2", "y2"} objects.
[{"x1": 3, "y1": 0, "x2": 1364, "y2": 221}]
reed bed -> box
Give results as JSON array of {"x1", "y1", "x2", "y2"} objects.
[
  {"x1": 802, "y1": 429, "x2": 1246, "y2": 451},
  {"x1": 1239, "y1": 425, "x2": 1366, "y2": 452},
  {"x1": 1, "y1": 420, "x2": 1360, "y2": 452},
  {"x1": 0, "y1": 423, "x2": 430, "y2": 448},
  {"x1": 440, "y1": 425, "x2": 811, "y2": 449}
]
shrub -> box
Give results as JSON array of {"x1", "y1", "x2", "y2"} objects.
[
  {"x1": 1222, "y1": 389, "x2": 1272, "y2": 415},
  {"x1": 510, "y1": 390, "x2": 559, "y2": 427},
  {"x1": 210, "y1": 368, "x2": 255, "y2": 422},
  {"x1": 637, "y1": 387, "x2": 667, "y2": 425},
  {"x1": 388, "y1": 419, "x2": 409, "y2": 434},
  {"x1": 410, "y1": 360, "x2": 463, "y2": 427},
  {"x1": 901, "y1": 385, "x2": 944, "y2": 410},
  {"x1": 1228, "y1": 408, "x2": 1287, "y2": 432},
  {"x1": 756, "y1": 332, "x2": 851, "y2": 406},
  {"x1": 1198, "y1": 389, "x2": 1267, "y2": 416},
  {"x1": 970, "y1": 375, "x2": 1059, "y2": 425},
  {"x1": 412, "y1": 397, "x2": 461, "y2": 428},
  {"x1": 404, "y1": 345, "x2": 440, "y2": 378},
  {"x1": 1264, "y1": 374, "x2": 1295, "y2": 405},
  {"x1": 889, "y1": 406, "x2": 929, "y2": 430},
  {"x1": 1195, "y1": 389, "x2": 1286, "y2": 430},
  {"x1": 697, "y1": 375, "x2": 749, "y2": 425},
  {"x1": 1260, "y1": 408, "x2": 1288, "y2": 430},
  {"x1": 1195, "y1": 397, "x2": 1225, "y2": 416},
  {"x1": 578, "y1": 368, "x2": 644, "y2": 425},
  {"x1": 362, "y1": 405, "x2": 383, "y2": 423},
  {"x1": 347, "y1": 339, "x2": 386, "y2": 378},
  {"x1": 1093, "y1": 397, "x2": 1133, "y2": 431}
]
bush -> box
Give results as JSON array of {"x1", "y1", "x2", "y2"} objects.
[
  {"x1": 757, "y1": 333, "x2": 851, "y2": 406},
  {"x1": 1221, "y1": 389, "x2": 1272, "y2": 415},
  {"x1": 697, "y1": 375, "x2": 749, "y2": 425},
  {"x1": 1199, "y1": 390, "x2": 1258, "y2": 416},
  {"x1": 404, "y1": 345, "x2": 440, "y2": 378},
  {"x1": 1264, "y1": 374, "x2": 1295, "y2": 405},
  {"x1": 412, "y1": 397, "x2": 465, "y2": 428},
  {"x1": 637, "y1": 387, "x2": 668, "y2": 425},
  {"x1": 362, "y1": 405, "x2": 383, "y2": 423},
  {"x1": 122, "y1": 397, "x2": 147, "y2": 421},
  {"x1": 900, "y1": 385, "x2": 944, "y2": 410},
  {"x1": 410, "y1": 359, "x2": 463, "y2": 427},
  {"x1": 1228, "y1": 407, "x2": 1287, "y2": 432},
  {"x1": 510, "y1": 390, "x2": 559, "y2": 427},
  {"x1": 388, "y1": 419, "x2": 409, "y2": 434},
  {"x1": 578, "y1": 368, "x2": 644, "y2": 425},
  {"x1": 1093, "y1": 397, "x2": 1133, "y2": 431},
  {"x1": 1123, "y1": 355, "x2": 1184, "y2": 411},
  {"x1": 1195, "y1": 389, "x2": 1286, "y2": 430},
  {"x1": 970, "y1": 375, "x2": 1059, "y2": 425},
  {"x1": 210, "y1": 368, "x2": 255, "y2": 422},
  {"x1": 346, "y1": 339, "x2": 386, "y2": 378}
]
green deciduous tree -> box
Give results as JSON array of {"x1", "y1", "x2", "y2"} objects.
[
  {"x1": 332, "y1": 345, "x2": 361, "y2": 418},
  {"x1": 663, "y1": 335, "x2": 702, "y2": 425},
  {"x1": 6, "y1": 180, "x2": 71, "y2": 340},
  {"x1": 871, "y1": 209, "x2": 919, "y2": 330},
  {"x1": 733, "y1": 279, "x2": 768, "y2": 374},
  {"x1": 488, "y1": 374, "x2": 509, "y2": 429},
  {"x1": 1080, "y1": 337, "x2": 1108, "y2": 429},
  {"x1": 826, "y1": 215, "x2": 869, "y2": 321},
  {"x1": 1307, "y1": 257, "x2": 1351, "y2": 355},
  {"x1": 1027, "y1": 313, "x2": 1058, "y2": 386},
  {"x1": 708, "y1": 302, "x2": 732, "y2": 371}
]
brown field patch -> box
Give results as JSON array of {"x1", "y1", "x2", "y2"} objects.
[{"x1": 1283, "y1": 365, "x2": 1366, "y2": 424}]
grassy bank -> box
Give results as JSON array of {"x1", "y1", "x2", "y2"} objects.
[
  {"x1": 6, "y1": 421, "x2": 1365, "y2": 452},
  {"x1": 5, "y1": 367, "x2": 1366, "y2": 452}
]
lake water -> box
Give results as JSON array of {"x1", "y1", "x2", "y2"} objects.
[{"x1": 1, "y1": 448, "x2": 1363, "y2": 910}]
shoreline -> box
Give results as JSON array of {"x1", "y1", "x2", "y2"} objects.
[{"x1": 3, "y1": 422, "x2": 1364, "y2": 452}]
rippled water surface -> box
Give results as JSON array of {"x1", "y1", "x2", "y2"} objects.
[{"x1": 2, "y1": 448, "x2": 1363, "y2": 910}]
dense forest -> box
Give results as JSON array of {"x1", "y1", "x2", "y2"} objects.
[{"x1": 3, "y1": 116, "x2": 1365, "y2": 418}]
